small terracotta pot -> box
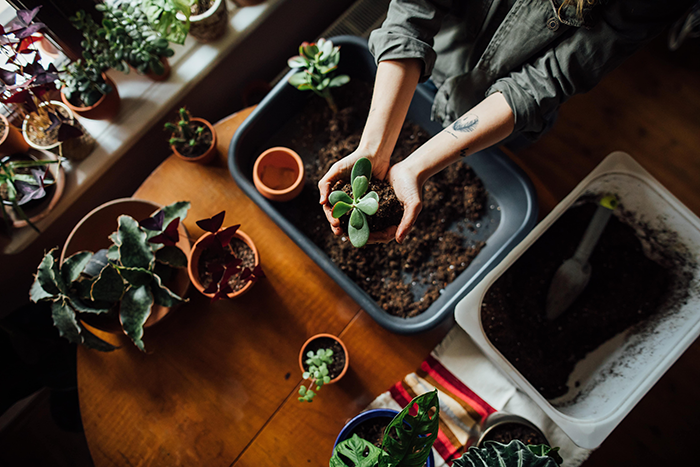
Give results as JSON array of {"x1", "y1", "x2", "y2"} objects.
[
  {"x1": 60, "y1": 198, "x2": 191, "y2": 333},
  {"x1": 179, "y1": 0, "x2": 228, "y2": 43},
  {"x1": 1, "y1": 148, "x2": 64, "y2": 229},
  {"x1": 298, "y1": 333, "x2": 349, "y2": 384},
  {"x1": 171, "y1": 118, "x2": 218, "y2": 164},
  {"x1": 188, "y1": 229, "x2": 260, "y2": 299},
  {"x1": 475, "y1": 412, "x2": 550, "y2": 448},
  {"x1": 145, "y1": 57, "x2": 171, "y2": 81},
  {"x1": 60, "y1": 74, "x2": 121, "y2": 121},
  {"x1": 21, "y1": 100, "x2": 95, "y2": 162},
  {"x1": 253, "y1": 147, "x2": 305, "y2": 202},
  {"x1": 0, "y1": 114, "x2": 29, "y2": 155}
]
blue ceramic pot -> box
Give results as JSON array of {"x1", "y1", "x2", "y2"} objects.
[{"x1": 333, "y1": 408, "x2": 436, "y2": 467}]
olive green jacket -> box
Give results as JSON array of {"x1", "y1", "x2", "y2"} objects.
[{"x1": 369, "y1": 0, "x2": 693, "y2": 139}]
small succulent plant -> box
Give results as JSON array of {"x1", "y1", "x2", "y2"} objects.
[
  {"x1": 195, "y1": 211, "x2": 265, "y2": 301},
  {"x1": 142, "y1": 0, "x2": 192, "y2": 45},
  {"x1": 298, "y1": 347, "x2": 334, "y2": 402},
  {"x1": 164, "y1": 107, "x2": 206, "y2": 148},
  {"x1": 61, "y1": 59, "x2": 113, "y2": 108},
  {"x1": 330, "y1": 390, "x2": 440, "y2": 467},
  {"x1": 1, "y1": 155, "x2": 60, "y2": 233},
  {"x1": 287, "y1": 38, "x2": 350, "y2": 113},
  {"x1": 329, "y1": 157, "x2": 379, "y2": 248},
  {"x1": 29, "y1": 201, "x2": 191, "y2": 352}
]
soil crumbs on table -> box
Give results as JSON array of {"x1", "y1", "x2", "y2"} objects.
[
  {"x1": 284, "y1": 80, "x2": 488, "y2": 318},
  {"x1": 481, "y1": 201, "x2": 694, "y2": 400},
  {"x1": 301, "y1": 336, "x2": 346, "y2": 380}
]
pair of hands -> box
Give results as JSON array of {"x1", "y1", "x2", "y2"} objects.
[{"x1": 317, "y1": 150, "x2": 423, "y2": 245}]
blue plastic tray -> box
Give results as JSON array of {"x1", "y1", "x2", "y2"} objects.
[{"x1": 229, "y1": 36, "x2": 537, "y2": 334}]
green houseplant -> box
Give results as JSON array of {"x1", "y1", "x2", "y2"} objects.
[
  {"x1": 297, "y1": 333, "x2": 348, "y2": 403},
  {"x1": 60, "y1": 59, "x2": 121, "y2": 121},
  {"x1": 142, "y1": 0, "x2": 192, "y2": 45},
  {"x1": 29, "y1": 201, "x2": 191, "y2": 352},
  {"x1": 164, "y1": 107, "x2": 217, "y2": 164},
  {"x1": 453, "y1": 440, "x2": 562, "y2": 467},
  {"x1": 329, "y1": 157, "x2": 379, "y2": 248},
  {"x1": 287, "y1": 38, "x2": 350, "y2": 113}
]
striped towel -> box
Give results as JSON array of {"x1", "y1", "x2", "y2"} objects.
[{"x1": 366, "y1": 326, "x2": 592, "y2": 467}]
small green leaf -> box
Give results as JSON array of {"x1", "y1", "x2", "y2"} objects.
[
  {"x1": 352, "y1": 175, "x2": 368, "y2": 200},
  {"x1": 151, "y1": 274, "x2": 186, "y2": 307},
  {"x1": 155, "y1": 245, "x2": 187, "y2": 268},
  {"x1": 329, "y1": 190, "x2": 353, "y2": 206},
  {"x1": 29, "y1": 276, "x2": 54, "y2": 302},
  {"x1": 357, "y1": 196, "x2": 379, "y2": 216},
  {"x1": 116, "y1": 215, "x2": 153, "y2": 270},
  {"x1": 287, "y1": 56, "x2": 307, "y2": 68},
  {"x1": 159, "y1": 201, "x2": 190, "y2": 231},
  {"x1": 91, "y1": 264, "x2": 124, "y2": 303},
  {"x1": 68, "y1": 290, "x2": 112, "y2": 314},
  {"x1": 329, "y1": 75, "x2": 350, "y2": 88},
  {"x1": 348, "y1": 211, "x2": 369, "y2": 248},
  {"x1": 351, "y1": 158, "x2": 372, "y2": 184},
  {"x1": 60, "y1": 251, "x2": 93, "y2": 285},
  {"x1": 119, "y1": 267, "x2": 153, "y2": 287},
  {"x1": 364, "y1": 191, "x2": 379, "y2": 203},
  {"x1": 330, "y1": 434, "x2": 382, "y2": 467},
  {"x1": 34, "y1": 248, "x2": 61, "y2": 297},
  {"x1": 350, "y1": 208, "x2": 364, "y2": 230},
  {"x1": 119, "y1": 285, "x2": 154, "y2": 352},
  {"x1": 288, "y1": 72, "x2": 308, "y2": 87},
  {"x1": 51, "y1": 300, "x2": 81, "y2": 344},
  {"x1": 332, "y1": 201, "x2": 353, "y2": 219},
  {"x1": 107, "y1": 244, "x2": 119, "y2": 261}
]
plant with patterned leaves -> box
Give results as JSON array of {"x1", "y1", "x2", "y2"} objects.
[
  {"x1": 328, "y1": 157, "x2": 379, "y2": 248},
  {"x1": 298, "y1": 347, "x2": 334, "y2": 402},
  {"x1": 29, "y1": 201, "x2": 191, "y2": 352},
  {"x1": 287, "y1": 38, "x2": 349, "y2": 113}
]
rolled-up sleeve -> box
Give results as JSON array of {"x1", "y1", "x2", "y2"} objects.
[
  {"x1": 487, "y1": 0, "x2": 693, "y2": 138},
  {"x1": 369, "y1": 0, "x2": 452, "y2": 82}
]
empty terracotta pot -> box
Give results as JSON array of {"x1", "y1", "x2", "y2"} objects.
[{"x1": 253, "y1": 147, "x2": 304, "y2": 202}]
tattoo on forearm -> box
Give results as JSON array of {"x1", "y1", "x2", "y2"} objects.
[
  {"x1": 453, "y1": 114, "x2": 479, "y2": 133},
  {"x1": 459, "y1": 148, "x2": 470, "y2": 158}
]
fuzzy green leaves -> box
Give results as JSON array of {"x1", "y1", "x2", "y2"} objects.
[
  {"x1": 452, "y1": 440, "x2": 563, "y2": 467},
  {"x1": 329, "y1": 158, "x2": 380, "y2": 248}
]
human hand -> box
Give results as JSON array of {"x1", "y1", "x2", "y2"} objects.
[
  {"x1": 384, "y1": 160, "x2": 424, "y2": 244},
  {"x1": 318, "y1": 149, "x2": 390, "y2": 236}
]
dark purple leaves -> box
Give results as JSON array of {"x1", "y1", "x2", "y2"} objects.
[
  {"x1": 196, "y1": 211, "x2": 225, "y2": 233},
  {"x1": 6, "y1": 7, "x2": 45, "y2": 40},
  {"x1": 139, "y1": 211, "x2": 165, "y2": 231},
  {"x1": 217, "y1": 224, "x2": 240, "y2": 248},
  {"x1": 15, "y1": 168, "x2": 47, "y2": 205},
  {"x1": 0, "y1": 69, "x2": 16, "y2": 85},
  {"x1": 57, "y1": 123, "x2": 84, "y2": 142},
  {"x1": 148, "y1": 218, "x2": 180, "y2": 246}
]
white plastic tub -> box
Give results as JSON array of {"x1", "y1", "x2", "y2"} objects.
[{"x1": 455, "y1": 151, "x2": 700, "y2": 449}]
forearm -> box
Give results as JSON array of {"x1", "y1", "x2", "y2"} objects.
[
  {"x1": 400, "y1": 92, "x2": 515, "y2": 184},
  {"x1": 358, "y1": 58, "x2": 422, "y2": 161}
]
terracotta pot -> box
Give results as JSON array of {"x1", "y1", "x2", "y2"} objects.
[
  {"x1": 21, "y1": 100, "x2": 95, "y2": 162},
  {"x1": 298, "y1": 333, "x2": 349, "y2": 384},
  {"x1": 253, "y1": 147, "x2": 305, "y2": 202},
  {"x1": 0, "y1": 114, "x2": 29, "y2": 156},
  {"x1": 188, "y1": 228, "x2": 260, "y2": 299},
  {"x1": 179, "y1": 0, "x2": 228, "y2": 43},
  {"x1": 60, "y1": 74, "x2": 121, "y2": 121},
  {"x1": 171, "y1": 118, "x2": 218, "y2": 164},
  {"x1": 475, "y1": 412, "x2": 550, "y2": 448},
  {"x1": 60, "y1": 198, "x2": 192, "y2": 333},
  {"x1": 145, "y1": 57, "x2": 171, "y2": 81},
  {"x1": 1, "y1": 148, "x2": 64, "y2": 229}
]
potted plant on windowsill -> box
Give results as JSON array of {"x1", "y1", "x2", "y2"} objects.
[
  {"x1": 297, "y1": 333, "x2": 348, "y2": 402},
  {"x1": 0, "y1": 148, "x2": 63, "y2": 234},
  {"x1": 60, "y1": 60, "x2": 121, "y2": 121},
  {"x1": 165, "y1": 107, "x2": 217, "y2": 164},
  {"x1": 181, "y1": 0, "x2": 229, "y2": 43},
  {"x1": 188, "y1": 211, "x2": 265, "y2": 301},
  {"x1": 29, "y1": 200, "x2": 191, "y2": 352}
]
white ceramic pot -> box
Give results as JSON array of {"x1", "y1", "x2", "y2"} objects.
[
  {"x1": 455, "y1": 151, "x2": 700, "y2": 449},
  {"x1": 21, "y1": 100, "x2": 95, "y2": 161}
]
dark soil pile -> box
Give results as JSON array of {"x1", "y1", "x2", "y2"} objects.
[
  {"x1": 351, "y1": 417, "x2": 388, "y2": 448},
  {"x1": 282, "y1": 80, "x2": 489, "y2": 318},
  {"x1": 481, "y1": 201, "x2": 689, "y2": 399},
  {"x1": 301, "y1": 336, "x2": 346, "y2": 380},
  {"x1": 481, "y1": 423, "x2": 547, "y2": 446}
]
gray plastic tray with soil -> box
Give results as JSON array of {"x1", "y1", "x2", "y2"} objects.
[{"x1": 229, "y1": 36, "x2": 537, "y2": 334}]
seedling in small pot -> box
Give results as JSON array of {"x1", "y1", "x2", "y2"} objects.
[
  {"x1": 287, "y1": 38, "x2": 350, "y2": 113},
  {"x1": 329, "y1": 157, "x2": 379, "y2": 248},
  {"x1": 29, "y1": 201, "x2": 191, "y2": 352},
  {"x1": 195, "y1": 211, "x2": 265, "y2": 302},
  {"x1": 298, "y1": 347, "x2": 334, "y2": 402},
  {"x1": 165, "y1": 108, "x2": 206, "y2": 148}
]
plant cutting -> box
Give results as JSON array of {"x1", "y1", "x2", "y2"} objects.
[
  {"x1": 329, "y1": 157, "x2": 379, "y2": 248},
  {"x1": 0, "y1": 151, "x2": 60, "y2": 233},
  {"x1": 330, "y1": 390, "x2": 439, "y2": 467},
  {"x1": 297, "y1": 333, "x2": 348, "y2": 402},
  {"x1": 165, "y1": 107, "x2": 217, "y2": 164},
  {"x1": 29, "y1": 201, "x2": 191, "y2": 352},
  {"x1": 188, "y1": 210, "x2": 265, "y2": 301},
  {"x1": 287, "y1": 38, "x2": 350, "y2": 113}
]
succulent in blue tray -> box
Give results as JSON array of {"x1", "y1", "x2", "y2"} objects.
[
  {"x1": 29, "y1": 201, "x2": 190, "y2": 352},
  {"x1": 329, "y1": 157, "x2": 378, "y2": 248}
]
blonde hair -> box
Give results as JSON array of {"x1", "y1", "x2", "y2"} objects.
[{"x1": 561, "y1": 0, "x2": 598, "y2": 19}]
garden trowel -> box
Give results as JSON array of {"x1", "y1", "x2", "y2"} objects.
[{"x1": 545, "y1": 195, "x2": 619, "y2": 320}]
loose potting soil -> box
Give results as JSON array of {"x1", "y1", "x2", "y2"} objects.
[
  {"x1": 481, "y1": 201, "x2": 692, "y2": 400},
  {"x1": 198, "y1": 237, "x2": 255, "y2": 293},
  {"x1": 172, "y1": 121, "x2": 213, "y2": 159},
  {"x1": 301, "y1": 336, "x2": 346, "y2": 380},
  {"x1": 269, "y1": 80, "x2": 489, "y2": 318}
]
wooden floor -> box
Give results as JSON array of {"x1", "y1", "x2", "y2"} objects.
[{"x1": 2, "y1": 33, "x2": 699, "y2": 466}]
